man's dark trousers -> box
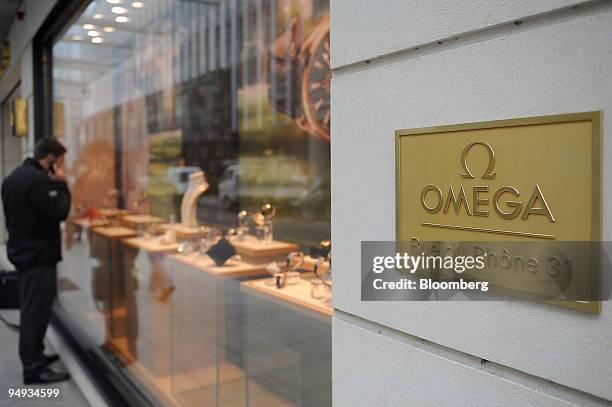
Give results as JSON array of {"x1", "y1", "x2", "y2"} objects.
[{"x1": 18, "y1": 265, "x2": 57, "y2": 377}]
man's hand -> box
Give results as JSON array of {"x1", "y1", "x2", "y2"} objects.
[{"x1": 50, "y1": 156, "x2": 67, "y2": 182}]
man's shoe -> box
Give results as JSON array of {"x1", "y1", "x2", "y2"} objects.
[
  {"x1": 43, "y1": 354, "x2": 60, "y2": 366},
  {"x1": 24, "y1": 368, "x2": 70, "y2": 385}
]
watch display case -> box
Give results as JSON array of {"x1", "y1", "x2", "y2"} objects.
[{"x1": 241, "y1": 279, "x2": 332, "y2": 406}]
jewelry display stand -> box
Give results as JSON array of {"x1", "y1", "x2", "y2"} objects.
[
  {"x1": 240, "y1": 270, "x2": 332, "y2": 407},
  {"x1": 97, "y1": 208, "x2": 130, "y2": 218},
  {"x1": 121, "y1": 214, "x2": 165, "y2": 229},
  {"x1": 65, "y1": 217, "x2": 110, "y2": 248},
  {"x1": 180, "y1": 171, "x2": 209, "y2": 229},
  {"x1": 156, "y1": 223, "x2": 210, "y2": 239},
  {"x1": 170, "y1": 253, "x2": 266, "y2": 278},
  {"x1": 167, "y1": 252, "x2": 267, "y2": 406},
  {"x1": 122, "y1": 237, "x2": 180, "y2": 254},
  {"x1": 117, "y1": 236, "x2": 178, "y2": 377},
  {"x1": 69, "y1": 217, "x2": 109, "y2": 229},
  {"x1": 241, "y1": 274, "x2": 332, "y2": 317},
  {"x1": 228, "y1": 235, "x2": 299, "y2": 264},
  {"x1": 93, "y1": 226, "x2": 137, "y2": 240},
  {"x1": 89, "y1": 226, "x2": 138, "y2": 352}
]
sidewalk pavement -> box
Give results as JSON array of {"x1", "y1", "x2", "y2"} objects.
[{"x1": 0, "y1": 310, "x2": 89, "y2": 407}]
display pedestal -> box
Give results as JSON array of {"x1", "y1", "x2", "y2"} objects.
[
  {"x1": 65, "y1": 217, "x2": 109, "y2": 248},
  {"x1": 122, "y1": 237, "x2": 179, "y2": 254},
  {"x1": 97, "y1": 208, "x2": 129, "y2": 218},
  {"x1": 228, "y1": 235, "x2": 299, "y2": 264},
  {"x1": 90, "y1": 226, "x2": 137, "y2": 348},
  {"x1": 156, "y1": 223, "x2": 210, "y2": 240},
  {"x1": 166, "y1": 254, "x2": 266, "y2": 406},
  {"x1": 69, "y1": 217, "x2": 109, "y2": 229},
  {"x1": 121, "y1": 214, "x2": 165, "y2": 229},
  {"x1": 241, "y1": 275, "x2": 332, "y2": 317},
  {"x1": 117, "y1": 236, "x2": 177, "y2": 378},
  {"x1": 94, "y1": 226, "x2": 137, "y2": 240},
  {"x1": 240, "y1": 274, "x2": 332, "y2": 406},
  {"x1": 169, "y1": 253, "x2": 267, "y2": 278}
]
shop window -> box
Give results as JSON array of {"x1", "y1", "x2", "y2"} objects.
[{"x1": 53, "y1": 0, "x2": 331, "y2": 405}]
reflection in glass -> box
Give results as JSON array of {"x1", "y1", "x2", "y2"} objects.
[{"x1": 54, "y1": 0, "x2": 331, "y2": 406}]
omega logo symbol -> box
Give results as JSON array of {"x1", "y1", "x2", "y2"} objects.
[
  {"x1": 419, "y1": 141, "x2": 556, "y2": 239},
  {"x1": 459, "y1": 141, "x2": 496, "y2": 179}
]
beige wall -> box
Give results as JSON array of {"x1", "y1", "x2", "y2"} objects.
[{"x1": 331, "y1": 1, "x2": 612, "y2": 406}]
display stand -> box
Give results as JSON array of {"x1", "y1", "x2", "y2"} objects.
[
  {"x1": 94, "y1": 226, "x2": 137, "y2": 240},
  {"x1": 156, "y1": 223, "x2": 210, "y2": 240},
  {"x1": 122, "y1": 237, "x2": 179, "y2": 254},
  {"x1": 65, "y1": 217, "x2": 109, "y2": 248},
  {"x1": 241, "y1": 274, "x2": 332, "y2": 317},
  {"x1": 97, "y1": 208, "x2": 129, "y2": 218},
  {"x1": 121, "y1": 214, "x2": 165, "y2": 229},
  {"x1": 240, "y1": 274, "x2": 332, "y2": 406},
  {"x1": 170, "y1": 253, "x2": 267, "y2": 278},
  {"x1": 116, "y1": 236, "x2": 178, "y2": 379},
  {"x1": 69, "y1": 217, "x2": 109, "y2": 229},
  {"x1": 166, "y1": 253, "x2": 267, "y2": 406},
  {"x1": 230, "y1": 235, "x2": 299, "y2": 257},
  {"x1": 228, "y1": 235, "x2": 299, "y2": 264},
  {"x1": 90, "y1": 226, "x2": 138, "y2": 352}
]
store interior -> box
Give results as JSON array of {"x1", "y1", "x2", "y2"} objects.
[{"x1": 52, "y1": 0, "x2": 332, "y2": 405}]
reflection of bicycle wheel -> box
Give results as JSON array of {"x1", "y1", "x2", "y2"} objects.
[{"x1": 301, "y1": 15, "x2": 331, "y2": 143}]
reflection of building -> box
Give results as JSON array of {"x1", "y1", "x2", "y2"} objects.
[
  {"x1": 51, "y1": 0, "x2": 331, "y2": 234},
  {"x1": 180, "y1": 69, "x2": 234, "y2": 196}
]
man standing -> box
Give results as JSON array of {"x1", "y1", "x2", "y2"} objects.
[{"x1": 2, "y1": 137, "x2": 71, "y2": 384}]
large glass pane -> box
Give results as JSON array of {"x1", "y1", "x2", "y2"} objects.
[{"x1": 54, "y1": 0, "x2": 331, "y2": 405}]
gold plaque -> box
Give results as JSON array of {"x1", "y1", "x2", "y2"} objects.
[
  {"x1": 54, "y1": 101, "x2": 65, "y2": 137},
  {"x1": 396, "y1": 112, "x2": 602, "y2": 313},
  {"x1": 10, "y1": 98, "x2": 28, "y2": 137}
]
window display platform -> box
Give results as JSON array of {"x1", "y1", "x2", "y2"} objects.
[
  {"x1": 60, "y1": 220, "x2": 332, "y2": 407},
  {"x1": 121, "y1": 215, "x2": 165, "y2": 229},
  {"x1": 93, "y1": 226, "x2": 137, "y2": 239},
  {"x1": 156, "y1": 224, "x2": 210, "y2": 239},
  {"x1": 229, "y1": 236, "x2": 300, "y2": 259},
  {"x1": 241, "y1": 275, "x2": 332, "y2": 317},
  {"x1": 122, "y1": 237, "x2": 180, "y2": 254},
  {"x1": 169, "y1": 252, "x2": 268, "y2": 278},
  {"x1": 68, "y1": 217, "x2": 109, "y2": 229}
]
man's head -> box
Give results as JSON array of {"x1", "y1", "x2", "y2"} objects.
[{"x1": 34, "y1": 137, "x2": 67, "y2": 171}]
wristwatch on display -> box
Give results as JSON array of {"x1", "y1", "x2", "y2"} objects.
[{"x1": 268, "y1": 13, "x2": 331, "y2": 143}]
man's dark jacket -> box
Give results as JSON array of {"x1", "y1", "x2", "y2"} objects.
[{"x1": 2, "y1": 158, "x2": 71, "y2": 271}]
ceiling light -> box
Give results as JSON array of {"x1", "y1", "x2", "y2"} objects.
[
  {"x1": 83, "y1": 23, "x2": 95, "y2": 30},
  {"x1": 106, "y1": 0, "x2": 121, "y2": 4},
  {"x1": 115, "y1": 16, "x2": 129, "y2": 23},
  {"x1": 91, "y1": 37, "x2": 103, "y2": 44},
  {"x1": 131, "y1": 1, "x2": 144, "y2": 8},
  {"x1": 72, "y1": 35, "x2": 83, "y2": 41},
  {"x1": 93, "y1": 13, "x2": 104, "y2": 19},
  {"x1": 87, "y1": 30, "x2": 100, "y2": 37},
  {"x1": 111, "y1": 6, "x2": 127, "y2": 14},
  {"x1": 103, "y1": 26, "x2": 115, "y2": 32}
]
